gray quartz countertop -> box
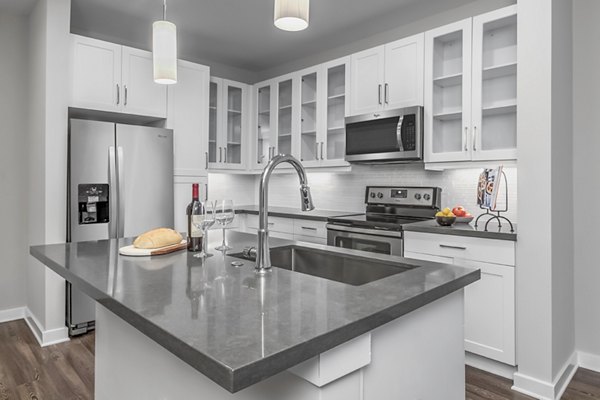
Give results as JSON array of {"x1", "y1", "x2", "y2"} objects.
[
  {"x1": 404, "y1": 219, "x2": 517, "y2": 241},
  {"x1": 235, "y1": 205, "x2": 356, "y2": 221},
  {"x1": 30, "y1": 231, "x2": 479, "y2": 393}
]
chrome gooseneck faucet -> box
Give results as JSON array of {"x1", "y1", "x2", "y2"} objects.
[{"x1": 256, "y1": 154, "x2": 314, "y2": 273}]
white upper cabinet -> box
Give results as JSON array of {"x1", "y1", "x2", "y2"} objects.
[
  {"x1": 424, "y1": 5, "x2": 517, "y2": 164},
  {"x1": 167, "y1": 60, "x2": 210, "y2": 177},
  {"x1": 208, "y1": 77, "x2": 249, "y2": 170},
  {"x1": 252, "y1": 57, "x2": 350, "y2": 170},
  {"x1": 471, "y1": 6, "x2": 517, "y2": 161},
  {"x1": 384, "y1": 35, "x2": 425, "y2": 110},
  {"x1": 424, "y1": 19, "x2": 473, "y2": 163},
  {"x1": 70, "y1": 34, "x2": 167, "y2": 119},
  {"x1": 349, "y1": 46, "x2": 385, "y2": 115},
  {"x1": 71, "y1": 35, "x2": 122, "y2": 113},
  {"x1": 349, "y1": 33, "x2": 424, "y2": 116},
  {"x1": 121, "y1": 46, "x2": 167, "y2": 118}
]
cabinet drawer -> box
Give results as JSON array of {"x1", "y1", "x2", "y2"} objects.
[
  {"x1": 246, "y1": 215, "x2": 294, "y2": 234},
  {"x1": 293, "y1": 219, "x2": 327, "y2": 239},
  {"x1": 404, "y1": 232, "x2": 515, "y2": 265}
]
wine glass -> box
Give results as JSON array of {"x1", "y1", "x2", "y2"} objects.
[
  {"x1": 192, "y1": 200, "x2": 215, "y2": 258},
  {"x1": 215, "y1": 200, "x2": 235, "y2": 251}
]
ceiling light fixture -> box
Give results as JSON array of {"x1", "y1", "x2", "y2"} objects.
[
  {"x1": 153, "y1": 0, "x2": 177, "y2": 84},
  {"x1": 274, "y1": 0, "x2": 309, "y2": 32}
]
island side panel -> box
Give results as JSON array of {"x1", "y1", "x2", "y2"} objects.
[
  {"x1": 94, "y1": 303, "x2": 362, "y2": 400},
  {"x1": 363, "y1": 289, "x2": 466, "y2": 400}
]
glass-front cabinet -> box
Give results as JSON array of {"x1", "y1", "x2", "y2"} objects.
[
  {"x1": 424, "y1": 5, "x2": 517, "y2": 164},
  {"x1": 208, "y1": 77, "x2": 249, "y2": 170},
  {"x1": 253, "y1": 57, "x2": 350, "y2": 169}
]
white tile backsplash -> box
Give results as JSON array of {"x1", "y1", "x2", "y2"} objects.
[{"x1": 209, "y1": 164, "x2": 518, "y2": 222}]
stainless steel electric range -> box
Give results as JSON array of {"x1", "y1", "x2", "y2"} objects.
[{"x1": 326, "y1": 186, "x2": 442, "y2": 257}]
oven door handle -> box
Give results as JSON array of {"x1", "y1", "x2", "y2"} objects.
[{"x1": 326, "y1": 223, "x2": 403, "y2": 238}]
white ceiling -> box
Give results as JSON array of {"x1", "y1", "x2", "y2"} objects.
[{"x1": 71, "y1": 0, "x2": 474, "y2": 75}]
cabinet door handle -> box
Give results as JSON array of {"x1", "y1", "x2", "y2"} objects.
[
  {"x1": 384, "y1": 83, "x2": 389, "y2": 104},
  {"x1": 224, "y1": 147, "x2": 227, "y2": 163},
  {"x1": 205, "y1": 152, "x2": 208, "y2": 169},
  {"x1": 320, "y1": 142, "x2": 324, "y2": 160},
  {"x1": 116, "y1": 84, "x2": 120, "y2": 105},
  {"x1": 124, "y1": 85, "x2": 128, "y2": 106},
  {"x1": 219, "y1": 147, "x2": 222, "y2": 163},
  {"x1": 464, "y1": 127, "x2": 468, "y2": 151},
  {"x1": 205, "y1": 184, "x2": 208, "y2": 201},
  {"x1": 301, "y1": 226, "x2": 317, "y2": 231},
  {"x1": 439, "y1": 244, "x2": 467, "y2": 250},
  {"x1": 378, "y1": 84, "x2": 382, "y2": 105},
  {"x1": 473, "y1": 126, "x2": 477, "y2": 151},
  {"x1": 315, "y1": 143, "x2": 319, "y2": 160}
]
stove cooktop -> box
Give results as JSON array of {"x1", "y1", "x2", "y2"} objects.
[{"x1": 328, "y1": 213, "x2": 433, "y2": 231}]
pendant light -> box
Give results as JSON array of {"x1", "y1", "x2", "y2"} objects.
[
  {"x1": 153, "y1": 0, "x2": 177, "y2": 84},
  {"x1": 274, "y1": 0, "x2": 309, "y2": 32}
]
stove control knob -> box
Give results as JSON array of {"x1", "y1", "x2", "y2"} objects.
[
  {"x1": 414, "y1": 193, "x2": 422, "y2": 200},
  {"x1": 377, "y1": 192, "x2": 384, "y2": 199},
  {"x1": 423, "y1": 193, "x2": 431, "y2": 201},
  {"x1": 370, "y1": 192, "x2": 376, "y2": 198}
]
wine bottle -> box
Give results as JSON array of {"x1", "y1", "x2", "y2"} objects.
[{"x1": 186, "y1": 183, "x2": 203, "y2": 252}]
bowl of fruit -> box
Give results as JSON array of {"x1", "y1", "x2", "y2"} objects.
[
  {"x1": 451, "y1": 206, "x2": 474, "y2": 224},
  {"x1": 435, "y1": 208, "x2": 456, "y2": 226}
]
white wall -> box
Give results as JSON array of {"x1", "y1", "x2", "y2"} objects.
[
  {"x1": 573, "y1": 0, "x2": 600, "y2": 364},
  {"x1": 513, "y1": 0, "x2": 575, "y2": 397},
  {"x1": 0, "y1": 12, "x2": 29, "y2": 311},
  {"x1": 217, "y1": 166, "x2": 517, "y2": 222},
  {"x1": 26, "y1": 0, "x2": 71, "y2": 342}
]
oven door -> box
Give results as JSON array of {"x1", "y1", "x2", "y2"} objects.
[{"x1": 326, "y1": 224, "x2": 403, "y2": 256}]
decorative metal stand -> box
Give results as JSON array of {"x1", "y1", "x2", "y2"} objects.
[{"x1": 474, "y1": 171, "x2": 514, "y2": 233}]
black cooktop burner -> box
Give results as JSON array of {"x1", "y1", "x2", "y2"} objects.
[{"x1": 328, "y1": 213, "x2": 431, "y2": 231}]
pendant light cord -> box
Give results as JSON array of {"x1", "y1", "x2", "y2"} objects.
[{"x1": 163, "y1": 0, "x2": 167, "y2": 20}]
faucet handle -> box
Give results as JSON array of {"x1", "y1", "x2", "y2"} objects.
[{"x1": 300, "y1": 185, "x2": 315, "y2": 211}]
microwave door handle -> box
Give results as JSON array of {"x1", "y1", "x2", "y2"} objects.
[{"x1": 396, "y1": 115, "x2": 405, "y2": 152}]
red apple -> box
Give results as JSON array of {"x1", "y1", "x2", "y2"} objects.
[{"x1": 452, "y1": 206, "x2": 467, "y2": 217}]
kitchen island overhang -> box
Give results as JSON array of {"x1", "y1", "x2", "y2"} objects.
[{"x1": 30, "y1": 231, "x2": 479, "y2": 395}]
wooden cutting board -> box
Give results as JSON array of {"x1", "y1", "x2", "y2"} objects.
[{"x1": 119, "y1": 240, "x2": 187, "y2": 257}]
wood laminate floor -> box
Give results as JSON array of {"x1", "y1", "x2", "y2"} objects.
[{"x1": 0, "y1": 319, "x2": 599, "y2": 399}]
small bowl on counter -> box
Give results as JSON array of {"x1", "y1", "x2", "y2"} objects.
[{"x1": 435, "y1": 215, "x2": 456, "y2": 227}]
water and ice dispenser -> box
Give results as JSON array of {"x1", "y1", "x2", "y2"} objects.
[{"x1": 77, "y1": 184, "x2": 109, "y2": 225}]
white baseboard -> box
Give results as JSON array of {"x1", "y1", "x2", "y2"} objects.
[
  {"x1": 465, "y1": 351, "x2": 516, "y2": 379},
  {"x1": 512, "y1": 352, "x2": 578, "y2": 400},
  {"x1": 578, "y1": 351, "x2": 600, "y2": 373},
  {"x1": 0, "y1": 306, "x2": 26, "y2": 323},
  {"x1": 24, "y1": 308, "x2": 69, "y2": 347}
]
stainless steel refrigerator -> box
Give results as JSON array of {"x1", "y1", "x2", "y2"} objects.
[{"x1": 67, "y1": 119, "x2": 174, "y2": 335}]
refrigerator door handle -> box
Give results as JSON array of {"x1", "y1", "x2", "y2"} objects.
[
  {"x1": 117, "y1": 146, "x2": 125, "y2": 238},
  {"x1": 108, "y1": 146, "x2": 118, "y2": 239}
]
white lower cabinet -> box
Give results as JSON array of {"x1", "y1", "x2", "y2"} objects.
[
  {"x1": 239, "y1": 214, "x2": 327, "y2": 244},
  {"x1": 404, "y1": 231, "x2": 516, "y2": 366}
]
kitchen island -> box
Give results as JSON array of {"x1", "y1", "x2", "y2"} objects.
[{"x1": 30, "y1": 231, "x2": 479, "y2": 399}]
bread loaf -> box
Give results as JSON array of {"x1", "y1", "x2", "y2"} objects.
[{"x1": 133, "y1": 228, "x2": 183, "y2": 249}]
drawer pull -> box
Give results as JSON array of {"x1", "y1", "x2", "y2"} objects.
[
  {"x1": 439, "y1": 244, "x2": 467, "y2": 250},
  {"x1": 268, "y1": 222, "x2": 274, "y2": 226},
  {"x1": 301, "y1": 226, "x2": 317, "y2": 231}
]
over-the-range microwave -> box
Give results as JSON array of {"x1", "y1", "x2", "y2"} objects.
[{"x1": 344, "y1": 106, "x2": 423, "y2": 163}]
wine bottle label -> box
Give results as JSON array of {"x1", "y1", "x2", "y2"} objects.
[{"x1": 191, "y1": 215, "x2": 204, "y2": 238}]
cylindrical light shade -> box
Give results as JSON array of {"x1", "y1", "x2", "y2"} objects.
[
  {"x1": 274, "y1": 0, "x2": 309, "y2": 31},
  {"x1": 153, "y1": 20, "x2": 177, "y2": 84}
]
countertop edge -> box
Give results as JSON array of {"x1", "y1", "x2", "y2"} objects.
[{"x1": 403, "y1": 224, "x2": 517, "y2": 241}]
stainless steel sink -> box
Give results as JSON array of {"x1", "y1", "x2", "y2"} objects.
[{"x1": 231, "y1": 245, "x2": 412, "y2": 286}]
